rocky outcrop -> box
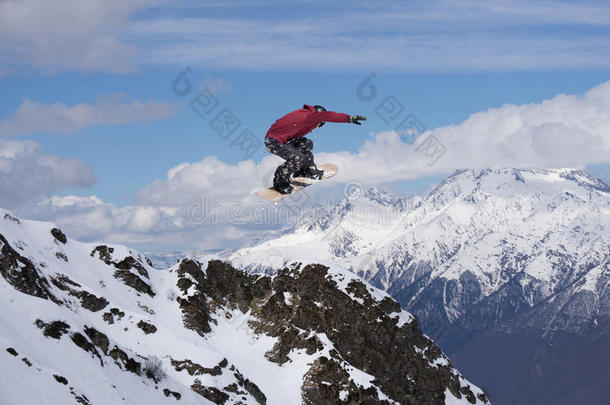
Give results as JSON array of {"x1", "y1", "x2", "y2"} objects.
[
  {"x1": 0, "y1": 234, "x2": 58, "y2": 303},
  {"x1": 176, "y1": 259, "x2": 489, "y2": 404},
  {"x1": 171, "y1": 357, "x2": 267, "y2": 404},
  {"x1": 102, "y1": 307, "x2": 125, "y2": 324},
  {"x1": 137, "y1": 320, "x2": 157, "y2": 334},
  {"x1": 51, "y1": 275, "x2": 109, "y2": 312},
  {"x1": 51, "y1": 228, "x2": 67, "y2": 244},
  {"x1": 91, "y1": 245, "x2": 155, "y2": 297},
  {"x1": 171, "y1": 358, "x2": 226, "y2": 377},
  {"x1": 35, "y1": 319, "x2": 70, "y2": 339}
]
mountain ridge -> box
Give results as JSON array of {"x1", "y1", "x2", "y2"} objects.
[
  {"x1": 228, "y1": 167, "x2": 609, "y2": 404},
  {"x1": 0, "y1": 209, "x2": 487, "y2": 404}
]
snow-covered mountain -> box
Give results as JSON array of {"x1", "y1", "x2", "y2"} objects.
[
  {"x1": 0, "y1": 210, "x2": 488, "y2": 405},
  {"x1": 229, "y1": 168, "x2": 610, "y2": 404}
]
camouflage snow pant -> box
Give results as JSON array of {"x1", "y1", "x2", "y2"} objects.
[{"x1": 265, "y1": 137, "x2": 315, "y2": 187}]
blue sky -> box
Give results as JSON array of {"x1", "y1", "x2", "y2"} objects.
[{"x1": 1, "y1": 0, "x2": 609, "y2": 251}]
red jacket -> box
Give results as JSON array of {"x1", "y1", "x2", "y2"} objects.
[{"x1": 266, "y1": 105, "x2": 350, "y2": 144}]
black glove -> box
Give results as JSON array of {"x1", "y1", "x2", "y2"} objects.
[{"x1": 350, "y1": 115, "x2": 367, "y2": 125}]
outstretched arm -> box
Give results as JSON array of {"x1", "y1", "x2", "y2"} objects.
[
  {"x1": 311, "y1": 111, "x2": 350, "y2": 124},
  {"x1": 310, "y1": 111, "x2": 367, "y2": 125}
]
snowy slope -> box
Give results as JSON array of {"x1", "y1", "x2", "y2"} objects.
[{"x1": 0, "y1": 210, "x2": 488, "y2": 404}]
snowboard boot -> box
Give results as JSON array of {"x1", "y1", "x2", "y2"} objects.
[
  {"x1": 274, "y1": 182, "x2": 294, "y2": 195},
  {"x1": 273, "y1": 173, "x2": 294, "y2": 195},
  {"x1": 294, "y1": 167, "x2": 324, "y2": 181}
]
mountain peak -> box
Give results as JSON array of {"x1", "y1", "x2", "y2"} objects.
[
  {"x1": 427, "y1": 167, "x2": 609, "y2": 206},
  {"x1": 230, "y1": 167, "x2": 609, "y2": 403},
  {"x1": 361, "y1": 187, "x2": 397, "y2": 204},
  {"x1": 442, "y1": 167, "x2": 608, "y2": 189}
]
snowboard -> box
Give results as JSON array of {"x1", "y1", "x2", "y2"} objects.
[{"x1": 256, "y1": 163, "x2": 338, "y2": 202}]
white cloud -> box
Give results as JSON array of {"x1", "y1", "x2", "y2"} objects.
[
  {"x1": 0, "y1": 0, "x2": 159, "y2": 73},
  {"x1": 22, "y1": 195, "x2": 181, "y2": 240},
  {"x1": 0, "y1": 140, "x2": 96, "y2": 208},
  {"x1": 17, "y1": 153, "x2": 314, "y2": 249},
  {"x1": 15, "y1": 80, "x2": 610, "y2": 251},
  {"x1": 327, "y1": 79, "x2": 610, "y2": 183},
  {"x1": 20, "y1": 194, "x2": 257, "y2": 251},
  {"x1": 2, "y1": 0, "x2": 609, "y2": 73},
  {"x1": 130, "y1": 1, "x2": 610, "y2": 71},
  {"x1": 0, "y1": 94, "x2": 176, "y2": 137},
  {"x1": 135, "y1": 156, "x2": 275, "y2": 206},
  {"x1": 138, "y1": 78, "x2": 610, "y2": 193}
]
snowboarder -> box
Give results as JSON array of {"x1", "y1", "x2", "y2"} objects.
[{"x1": 265, "y1": 105, "x2": 366, "y2": 194}]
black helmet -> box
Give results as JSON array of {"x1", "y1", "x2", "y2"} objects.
[{"x1": 314, "y1": 105, "x2": 326, "y2": 127}]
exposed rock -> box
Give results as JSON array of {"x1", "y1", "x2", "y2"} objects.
[
  {"x1": 51, "y1": 228, "x2": 67, "y2": 244},
  {"x1": 76, "y1": 290, "x2": 109, "y2": 312},
  {"x1": 223, "y1": 383, "x2": 247, "y2": 395},
  {"x1": 35, "y1": 319, "x2": 70, "y2": 339},
  {"x1": 0, "y1": 234, "x2": 58, "y2": 303},
  {"x1": 51, "y1": 274, "x2": 81, "y2": 289},
  {"x1": 53, "y1": 375, "x2": 68, "y2": 385},
  {"x1": 113, "y1": 269, "x2": 155, "y2": 297},
  {"x1": 191, "y1": 380, "x2": 230, "y2": 404},
  {"x1": 302, "y1": 356, "x2": 389, "y2": 404},
  {"x1": 163, "y1": 388, "x2": 182, "y2": 400},
  {"x1": 71, "y1": 332, "x2": 103, "y2": 366},
  {"x1": 109, "y1": 346, "x2": 141, "y2": 375},
  {"x1": 6, "y1": 347, "x2": 18, "y2": 356},
  {"x1": 90, "y1": 245, "x2": 114, "y2": 264},
  {"x1": 137, "y1": 320, "x2": 158, "y2": 334},
  {"x1": 171, "y1": 358, "x2": 226, "y2": 377},
  {"x1": 110, "y1": 308, "x2": 124, "y2": 317},
  {"x1": 50, "y1": 275, "x2": 108, "y2": 312},
  {"x1": 115, "y1": 256, "x2": 150, "y2": 279},
  {"x1": 68, "y1": 325, "x2": 141, "y2": 377},
  {"x1": 233, "y1": 368, "x2": 267, "y2": 405},
  {"x1": 176, "y1": 259, "x2": 214, "y2": 336},
  {"x1": 102, "y1": 307, "x2": 125, "y2": 324},
  {"x1": 73, "y1": 395, "x2": 91, "y2": 405},
  {"x1": 91, "y1": 246, "x2": 154, "y2": 296},
  {"x1": 70, "y1": 387, "x2": 92, "y2": 405},
  {"x1": 171, "y1": 357, "x2": 265, "y2": 403},
  {"x1": 103, "y1": 313, "x2": 114, "y2": 324},
  {"x1": 55, "y1": 252, "x2": 68, "y2": 262},
  {"x1": 84, "y1": 326, "x2": 110, "y2": 355},
  {"x1": 21, "y1": 357, "x2": 32, "y2": 367}
]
